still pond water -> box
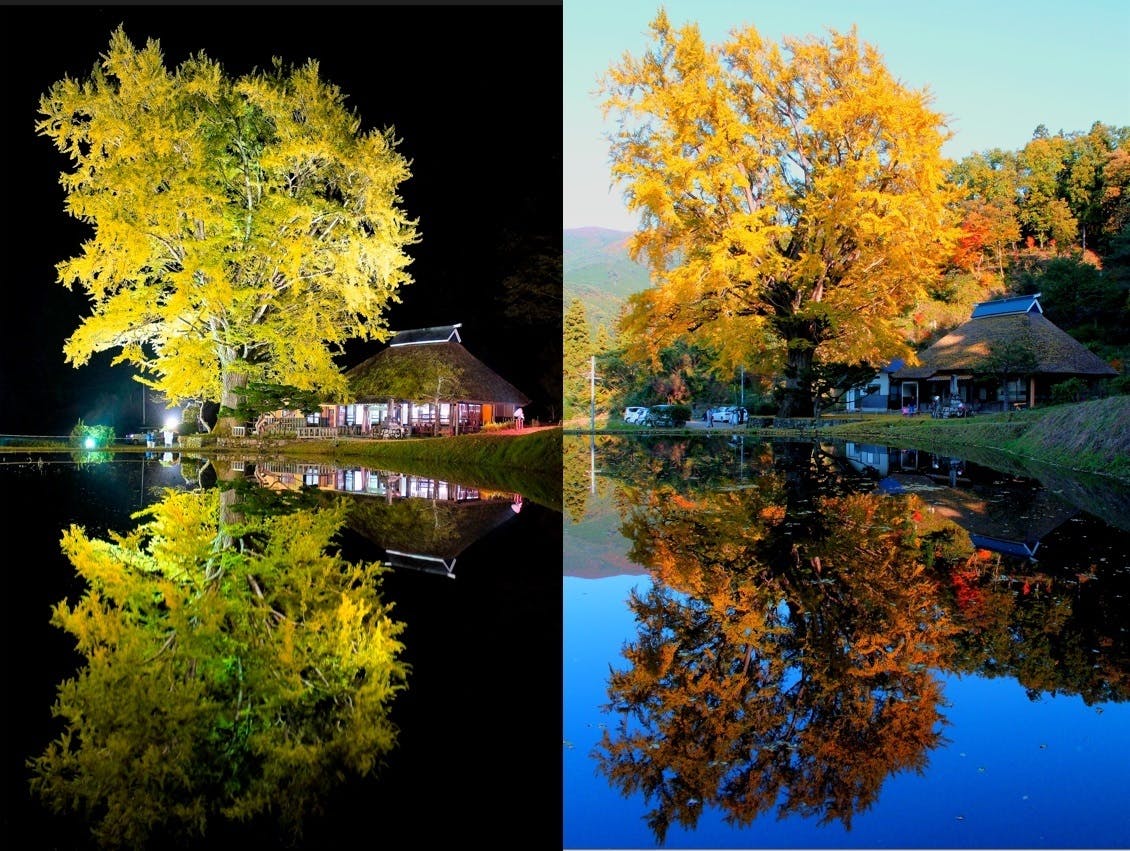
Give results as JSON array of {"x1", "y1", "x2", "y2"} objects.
[
  {"x1": 563, "y1": 434, "x2": 1130, "y2": 850},
  {"x1": 3, "y1": 452, "x2": 561, "y2": 850}
]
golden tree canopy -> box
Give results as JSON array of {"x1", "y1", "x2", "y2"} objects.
[
  {"x1": 602, "y1": 10, "x2": 959, "y2": 412},
  {"x1": 37, "y1": 27, "x2": 419, "y2": 408}
]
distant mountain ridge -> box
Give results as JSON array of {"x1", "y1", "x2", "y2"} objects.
[{"x1": 563, "y1": 227, "x2": 650, "y2": 333}]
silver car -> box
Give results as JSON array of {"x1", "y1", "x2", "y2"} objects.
[
  {"x1": 708, "y1": 406, "x2": 742, "y2": 425},
  {"x1": 623, "y1": 406, "x2": 648, "y2": 424}
]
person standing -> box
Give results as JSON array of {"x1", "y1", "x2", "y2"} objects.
[{"x1": 515, "y1": 407, "x2": 524, "y2": 430}]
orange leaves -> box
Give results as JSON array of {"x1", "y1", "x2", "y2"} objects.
[{"x1": 602, "y1": 11, "x2": 957, "y2": 386}]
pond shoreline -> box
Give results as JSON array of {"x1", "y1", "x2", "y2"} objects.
[
  {"x1": 0, "y1": 427, "x2": 565, "y2": 513},
  {"x1": 566, "y1": 396, "x2": 1130, "y2": 484}
]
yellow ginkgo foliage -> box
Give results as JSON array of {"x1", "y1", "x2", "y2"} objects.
[
  {"x1": 37, "y1": 27, "x2": 419, "y2": 431},
  {"x1": 30, "y1": 486, "x2": 408, "y2": 846},
  {"x1": 601, "y1": 10, "x2": 960, "y2": 416}
]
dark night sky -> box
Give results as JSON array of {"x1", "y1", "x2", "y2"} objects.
[{"x1": 0, "y1": 3, "x2": 562, "y2": 434}]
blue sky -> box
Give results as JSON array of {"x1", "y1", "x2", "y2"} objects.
[{"x1": 564, "y1": 0, "x2": 1130, "y2": 232}]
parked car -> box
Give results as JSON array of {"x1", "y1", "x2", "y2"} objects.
[
  {"x1": 642, "y1": 404, "x2": 677, "y2": 427},
  {"x1": 623, "y1": 406, "x2": 649, "y2": 425},
  {"x1": 708, "y1": 406, "x2": 746, "y2": 425},
  {"x1": 940, "y1": 399, "x2": 968, "y2": 419},
  {"x1": 123, "y1": 429, "x2": 157, "y2": 445}
]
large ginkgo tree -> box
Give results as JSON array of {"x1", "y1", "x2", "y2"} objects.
[
  {"x1": 601, "y1": 11, "x2": 959, "y2": 415},
  {"x1": 37, "y1": 27, "x2": 419, "y2": 432}
]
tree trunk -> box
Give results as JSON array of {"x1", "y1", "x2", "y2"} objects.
[
  {"x1": 215, "y1": 369, "x2": 248, "y2": 436},
  {"x1": 777, "y1": 344, "x2": 816, "y2": 418}
]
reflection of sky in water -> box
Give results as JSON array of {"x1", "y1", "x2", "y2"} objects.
[{"x1": 564, "y1": 575, "x2": 1130, "y2": 850}]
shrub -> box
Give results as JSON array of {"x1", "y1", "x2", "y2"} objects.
[
  {"x1": 1109, "y1": 373, "x2": 1130, "y2": 396},
  {"x1": 1049, "y1": 377, "x2": 1088, "y2": 405},
  {"x1": 69, "y1": 418, "x2": 116, "y2": 449}
]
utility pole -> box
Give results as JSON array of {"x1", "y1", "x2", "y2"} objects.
[
  {"x1": 586, "y1": 355, "x2": 602, "y2": 432},
  {"x1": 590, "y1": 435, "x2": 596, "y2": 494}
]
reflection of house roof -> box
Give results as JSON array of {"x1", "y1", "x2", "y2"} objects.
[
  {"x1": 346, "y1": 339, "x2": 530, "y2": 405},
  {"x1": 894, "y1": 295, "x2": 1116, "y2": 380},
  {"x1": 881, "y1": 473, "x2": 1079, "y2": 556},
  {"x1": 968, "y1": 535, "x2": 1039, "y2": 559},
  {"x1": 343, "y1": 493, "x2": 521, "y2": 565}
]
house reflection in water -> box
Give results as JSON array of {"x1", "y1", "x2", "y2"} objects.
[
  {"x1": 837, "y1": 442, "x2": 1078, "y2": 560},
  {"x1": 253, "y1": 462, "x2": 523, "y2": 578}
]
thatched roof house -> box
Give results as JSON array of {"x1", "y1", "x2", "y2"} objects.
[
  {"x1": 319, "y1": 324, "x2": 530, "y2": 436},
  {"x1": 347, "y1": 324, "x2": 529, "y2": 406},
  {"x1": 892, "y1": 294, "x2": 1117, "y2": 411}
]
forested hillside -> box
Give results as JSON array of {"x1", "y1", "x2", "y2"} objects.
[{"x1": 563, "y1": 227, "x2": 649, "y2": 333}]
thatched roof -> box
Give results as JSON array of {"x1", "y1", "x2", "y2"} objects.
[
  {"x1": 346, "y1": 340, "x2": 530, "y2": 405},
  {"x1": 895, "y1": 309, "x2": 1117, "y2": 380},
  {"x1": 880, "y1": 473, "x2": 1079, "y2": 554}
]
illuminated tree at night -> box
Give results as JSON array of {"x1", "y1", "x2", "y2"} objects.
[{"x1": 37, "y1": 28, "x2": 419, "y2": 433}]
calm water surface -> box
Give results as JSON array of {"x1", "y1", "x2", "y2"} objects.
[
  {"x1": 3, "y1": 452, "x2": 561, "y2": 849},
  {"x1": 564, "y1": 435, "x2": 1130, "y2": 849}
]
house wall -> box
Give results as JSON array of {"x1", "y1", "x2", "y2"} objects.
[
  {"x1": 846, "y1": 372, "x2": 894, "y2": 411},
  {"x1": 843, "y1": 442, "x2": 890, "y2": 475}
]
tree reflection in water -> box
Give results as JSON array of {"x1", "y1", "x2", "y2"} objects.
[
  {"x1": 582, "y1": 436, "x2": 1130, "y2": 845},
  {"x1": 28, "y1": 469, "x2": 408, "y2": 848}
]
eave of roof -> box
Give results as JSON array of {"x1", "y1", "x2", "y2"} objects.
[
  {"x1": 388, "y1": 324, "x2": 463, "y2": 346},
  {"x1": 970, "y1": 293, "x2": 1043, "y2": 319}
]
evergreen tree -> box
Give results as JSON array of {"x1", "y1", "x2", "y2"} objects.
[{"x1": 564, "y1": 298, "x2": 593, "y2": 420}]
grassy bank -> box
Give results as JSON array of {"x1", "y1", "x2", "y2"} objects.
[
  {"x1": 822, "y1": 396, "x2": 1130, "y2": 482},
  {"x1": 271, "y1": 426, "x2": 563, "y2": 512}
]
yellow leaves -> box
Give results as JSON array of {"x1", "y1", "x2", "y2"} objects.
[
  {"x1": 759, "y1": 504, "x2": 786, "y2": 524},
  {"x1": 604, "y1": 12, "x2": 957, "y2": 376},
  {"x1": 38, "y1": 29, "x2": 417, "y2": 409}
]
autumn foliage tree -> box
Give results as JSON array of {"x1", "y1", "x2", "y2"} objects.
[
  {"x1": 601, "y1": 11, "x2": 957, "y2": 415},
  {"x1": 37, "y1": 28, "x2": 418, "y2": 433}
]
